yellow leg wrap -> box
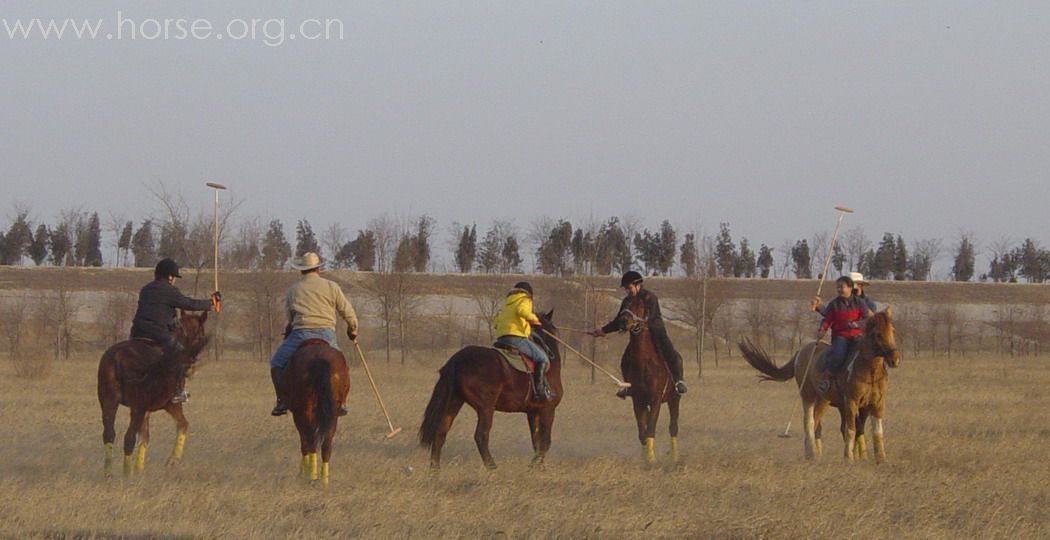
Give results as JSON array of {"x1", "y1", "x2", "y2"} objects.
[
  {"x1": 134, "y1": 443, "x2": 147, "y2": 471},
  {"x1": 814, "y1": 439, "x2": 823, "y2": 457},
  {"x1": 308, "y1": 453, "x2": 319, "y2": 481},
  {"x1": 855, "y1": 434, "x2": 866, "y2": 459},
  {"x1": 170, "y1": 433, "x2": 186, "y2": 463},
  {"x1": 123, "y1": 455, "x2": 132, "y2": 477},
  {"x1": 104, "y1": 443, "x2": 114, "y2": 475},
  {"x1": 320, "y1": 462, "x2": 330, "y2": 488},
  {"x1": 669, "y1": 437, "x2": 680, "y2": 462},
  {"x1": 644, "y1": 437, "x2": 655, "y2": 464}
]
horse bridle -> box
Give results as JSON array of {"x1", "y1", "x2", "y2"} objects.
[{"x1": 619, "y1": 308, "x2": 648, "y2": 335}]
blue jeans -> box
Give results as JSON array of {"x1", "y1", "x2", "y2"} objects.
[
  {"x1": 495, "y1": 335, "x2": 549, "y2": 366},
  {"x1": 270, "y1": 328, "x2": 340, "y2": 370},
  {"x1": 825, "y1": 335, "x2": 859, "y2": 374}
]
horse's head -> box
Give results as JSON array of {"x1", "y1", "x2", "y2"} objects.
[
  {"x1": 619, "y1": 294, "x2": 649, "y2": 335},
  {"x1": 866, "y1": 307, "x2": 900, "y2": 368},
  {"x1": 530, "y1": 309, "x2": 559, "y2": 362},
  {"x1": 174, "y1": 310, "x2": 211, "y2": 359}
]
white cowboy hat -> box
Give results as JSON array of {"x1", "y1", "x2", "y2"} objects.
[
  {"x1": 292, "y1": 252, "x2": 323, "y2": 271},
  {"x1": 848, "y1": 271, "x2": 869, "y2": 286}
]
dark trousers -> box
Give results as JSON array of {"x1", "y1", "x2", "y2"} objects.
[
  {"x1": 825, "y1": 335, "x2": 860, "y2": 374},
  {"x1": 620, "y1": 325, "x2": 685, "y2": 381}
]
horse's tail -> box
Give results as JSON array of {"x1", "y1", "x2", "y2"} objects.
[
  {"x1": 310, "y1": 360, "x2": 335, "y2": 451},
  {"x1": 419, "y1": 355, "x2": 460, "y2": 450},
  {"x1": 738, "y1": 338, "x2": 795, "y2": 382}
]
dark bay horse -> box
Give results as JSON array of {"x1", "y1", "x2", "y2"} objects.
[
  {"x1": 419, "y1": 310, "x2": 561, "y2": 469},
  {"x1": 738, "y1": 308, "x2": 901, "y2": 462},
  {"x1": 620, "y1": 295, "x2": 681, "y2": 465},
  {"x1": 284, "y1": 340, "x2": 350, "y2": 487},
  {"x1": 97, "y1": 311, "x2": 209, "y2": 476}
]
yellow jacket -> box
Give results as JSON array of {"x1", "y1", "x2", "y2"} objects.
[{"x1": 493, "y1": 290, "x2": 540, "y2": 338}]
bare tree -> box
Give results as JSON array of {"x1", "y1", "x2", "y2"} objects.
[
  {"x1": 367, "y1": 214, "x2": 400, "y2": 273},
  {"x1": 842, "y1": 226, "x2": 870, "y2": 272},
  {"x1": 362, "y1": 271, "x2": 415, "y2": 363},
  {"x1": 244, "y1": 271, "x2": 290, "y2": 363},
  {"x1": 37, "y1": 284, "x2": 80, "y2": 361},
  {"x1": 98, "y1": 291, "x2": 136, "y2": 347},
  {"x1": 469, "y1": 279, "x2": 506, "y2": 342},
  {"x1": 320, "y1": 222, "x2": 348, "y2": 261},
  {"x1": 0, "y1": 293, "x2": 30, "y2": 355}
]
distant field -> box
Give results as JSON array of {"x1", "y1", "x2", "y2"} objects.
[{"x1": 1, "y1": 350, "x2": 1046, "y2": 538}]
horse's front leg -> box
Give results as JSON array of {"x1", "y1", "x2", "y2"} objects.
[
  {"x1": 165, "y1": 404, "x2": 189, "y2": 466},
  {"x1": 134, "y1": 411, "x2": 151, "y2": 472},
  {"x1": 667, "y1": 396, "x2": 680, "y2": 463},
  {"x1": 644, "y1": 398, "x2": 661, "y2": 466},
  {"x1": 841, "y1": 402, "x2": 859, "y2": 461},
  {"x1": 474, "y1": 406, "x2": 497, "y2": 470},
  {"x1": 854, "y1": 409, "x2": 870, "y2": 460},
  {"x1": 872, "y1": 404, "x2": 887, "y2": 463},
  {"x1": 631, "y1": 398, "x2": 650, "y2": 462},
  {"x1": 531, "y1": 408, "x2": 556, "y2": 467},
  {"x1": 803, "y1": 400, "x2": 818, "y2": 460}
]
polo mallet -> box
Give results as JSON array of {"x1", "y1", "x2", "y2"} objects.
[
  {"x1": 205, "y1": 182, "x2": 226, "y2": 312},
  {"x1": 779, "y1": 205, "x2": 853, "y2": 438},
  {"x1": 541, "y1": 329, "x2": 630, "y2": 388},
  {"x1": 353, "y1": 342, "x2": 402, "y2": 439}
]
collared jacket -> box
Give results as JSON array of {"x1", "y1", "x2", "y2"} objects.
[
  {"x1": 130, "y1": 279, "x2": 213, "y2": 341},
  {"x1": 493, "y1": 289, "x2": 540, "y2": 338},
  {"x1": 286, "y1": 273, "x2": 358, "y2": 332},
  {"x1": 819, "y1": 295, "x2": 869, "y2": 338},
  {"x1": 601, "y1": 288, "x2": 666, "y2": 334}
]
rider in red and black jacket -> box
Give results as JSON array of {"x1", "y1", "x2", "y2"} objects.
[{"x1": 816, "y1": 275, "x2": 871, "y2": 394}]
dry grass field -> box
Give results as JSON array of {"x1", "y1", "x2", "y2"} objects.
[{"x1": 1, "y1": 348, "x2": 1048, "y2": 539}]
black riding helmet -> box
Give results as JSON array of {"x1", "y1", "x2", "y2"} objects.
[
  {"x1": 155, "y1": 258, "x2": 182, "y2": 280},
  {"x1": 512, "y1": 281, "x2": 534, "y2": 297},
  {"x1": 620, "y1": 270, "x2": 644, "y2": 288}
]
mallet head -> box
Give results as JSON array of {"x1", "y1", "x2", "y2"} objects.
[
  {"x1": 206, "y1": 182, "x2": 227, "y2": 190},
  {"x1": 834, "y1": 206, "x2": 854, "y2": 214}
]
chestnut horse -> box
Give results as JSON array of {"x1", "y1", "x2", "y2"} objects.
[
  {"x1": 284, "y1": 340, "x2": 350, "y2": 487},
  {"x1": 97, "y1": 311, "x2": 209, "y2": 476},
  {"x1": 619, "y1": 294, "x2": 681, "y2": 465},
  {"x1": 419, "y1": 310, "x2": 560, "y2": 469},
  {"x1": 738, "y1": 308, "x2": 901, "y2": 462}
]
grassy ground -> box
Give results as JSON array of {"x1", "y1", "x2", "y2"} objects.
[{"x1": 1, "y1": 350, "x2": 1047, "y2": 539}]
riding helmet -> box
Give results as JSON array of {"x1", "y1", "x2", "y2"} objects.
[
  {"x1": 513, "y1": 281, "x2": 534, "y2": 297},
  {"x1": 620, "y1": 271, "x2": 644, "y2": 288},
  {"x1": 155, "y1": 258, "x2": 182, "y2": 280}
]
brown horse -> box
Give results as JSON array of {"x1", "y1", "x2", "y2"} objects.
[
  {"x1": 619, "y1": 294, "x2": 681, "y2": 465},
  {"x1": 283, "y1": 340, "x2": 350, "y2": 487},
  {"x1": 738, "y1": 308, "x2": 901, "y2": 462},
  {"x1": 97, "y1": 311, "x2": 210, "y2": 476},
  {"x1": 419, "y1": 310, "x2": 560, "y2": 469}
]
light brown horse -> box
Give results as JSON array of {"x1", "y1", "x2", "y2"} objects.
[
  {"x1": 97, "y1": 311, "x2": 209, "y2": 476},
  {"x1": 284, "y1": 340, "x2": 350, "y2": 487},
  {"x1": 738, "y1": 308, "x2": 900, "y2": 462},
  {"x1": 620, "y1": 294, "x2": 681, "y2": 465},
  {"x1": 419, "y1": 310, "x2": 561, "y2": 469}
]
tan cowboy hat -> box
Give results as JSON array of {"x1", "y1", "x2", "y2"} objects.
[
  {"x1": 292, "y1": 252, "x2": 323, "y2": 271},
  {"x1": 848, "y1": 271, "x2": 869, "y2": 286}
]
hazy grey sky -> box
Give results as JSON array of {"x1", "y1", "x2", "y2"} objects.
[{"x1": 4, "y1": 2, "x2": 1050, "y2": 273}]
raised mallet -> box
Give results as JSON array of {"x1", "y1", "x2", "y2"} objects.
[
  {"x1": 779, "y1": 205, "x2": 853, "y2": 438},
  {"x1": 205, "y1": 182, "x2": 226, "y2": 303}
]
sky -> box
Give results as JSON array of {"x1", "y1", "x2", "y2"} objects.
[{"x1": 3, "y1": 1, "x2": 1050, "y2": 275}]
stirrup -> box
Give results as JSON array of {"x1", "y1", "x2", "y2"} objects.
[
  {"x1": 338, "y1": 407, "x2": 348, "y2": 417},
  {"x1": 171, "y1": 390, "x2": 190, "y2": 404},
  {"x1": 817, "y1": 377, "x2": 831, "y2": 395},
  {"x1": 615, "y1": 387, "x2": 630, "y2": 400},
  {"x1": 674, "y1": 380, "x2": 688, "y2": 394},
  {"x1": 271, "y1": 401, "x2": 288, "y2": 416}
]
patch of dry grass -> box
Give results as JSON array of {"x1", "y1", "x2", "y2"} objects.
[{"x1": 1, "y1": 350, "x2": 1047, "y2": 539}]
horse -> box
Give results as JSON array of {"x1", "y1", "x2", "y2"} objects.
[
  {"x1": 283, "y1": 339, "x2": 350, "y2": 487},
  {"x1": 619, "y1": 294, "x2": 681, "y2": 465},
  {"x1": 97, "y1": 310, "x2": 210, "y2": 476},
  {"x1": 419, "y1": 310, "x2": 561, "y2": 469},
  {"x1": 738, "y1": 308, "x2": 901, "y2": 462}
]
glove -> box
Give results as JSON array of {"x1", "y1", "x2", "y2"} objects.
[
  {"x1": 809, "y1": 296, "x2": 822, "y2": 312},
  {"x1": 846, "y1": 321, "x2": 859, "y2": 329},
  {"x1": 346, "y1": 327, "x2": 358, "y2": 343},
  {"x1": 589, "y1": 329, "x2": 605, "y2": 338},
  {"x1": 210, "y1": 291, "x2": 222, "y2": 313}
]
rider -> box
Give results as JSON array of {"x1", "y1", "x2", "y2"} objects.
[
  {"x1": 493, "y1": 281, "x2": 555, "y2": 402},
  {"x1": 589, "y1": 271, "x2": 688, "y2": 398},
  {"x1": 129, "y1": 258, "x2": 221, "y2": 404},
  {"x1": 816, "y1": 275, "x2": 871, "y2": 394},
  {"x1": 269, "y1": 252, "x2": 359, "y2": 417}
]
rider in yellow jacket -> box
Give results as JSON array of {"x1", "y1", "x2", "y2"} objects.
[{"x1": 493, "y1": 282, "x2": 555, "y2": 401}]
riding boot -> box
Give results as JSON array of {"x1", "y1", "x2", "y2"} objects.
[
  {"x1": 171, "y1": 364, "x2": 190, "y2": 404},
  {"x1": 532, "y1": 370, "x2": 556, "y2": 402},
  {"x1": 668, "y1": 352, "x2": 688, "y2": 395},
  {"x1": 817, "y1": 371, "x2": 833, "y2": 395},
  {"x1": 616, "y1": 355, "x2": 631, "y2": 398},
  {"x1": 270, "y1": 367, "x2": 288, "y2": 416}
]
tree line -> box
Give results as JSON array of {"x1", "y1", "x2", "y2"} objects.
[{"x1": 1, "y1": 200, "x2": 1044, "y2": 283}]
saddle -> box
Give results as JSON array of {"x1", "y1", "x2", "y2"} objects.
[{"x1": 492, "y1": 343, "x2": 541, "y2": 374}]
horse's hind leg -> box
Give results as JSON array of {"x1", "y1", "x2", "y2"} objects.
[
  {"x1": 320, "y1": 421, "x2": 336, "y2": 488},
  {"x1": 100, "y1": 397, "x2": 119, "y2": 476},
  {"x1": 668, "y1": 396, "x2": 681, "y2": 463},
  {"x1": 473, "y1": 406, "x2": 497, "y2": 470},
  {"x1": 165, "y1": 404, "x2": 189, "y2": 466},
  {"x1": 123, "y1": 408, "x2": 146, "y2": 476},
  {"x1": 293, "y1": 414, "x2": 317, "y2": 481},
  {"x1": 430, "y1": 395, "x2": 464, "y2": 469},
  {"x1": 854, "y1": 409, "x2": 870, "y2": 460},
  {"x1": 134, "y1": 412, "x2": 151, "y2": 472}
]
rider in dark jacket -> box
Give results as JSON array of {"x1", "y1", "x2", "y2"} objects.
[
  {"x1": 589, "y1": 271, "x2": 688, "y2": 398},
  {"x1": 130, "y1": 258, "x2": 220, "y2": 403}
]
